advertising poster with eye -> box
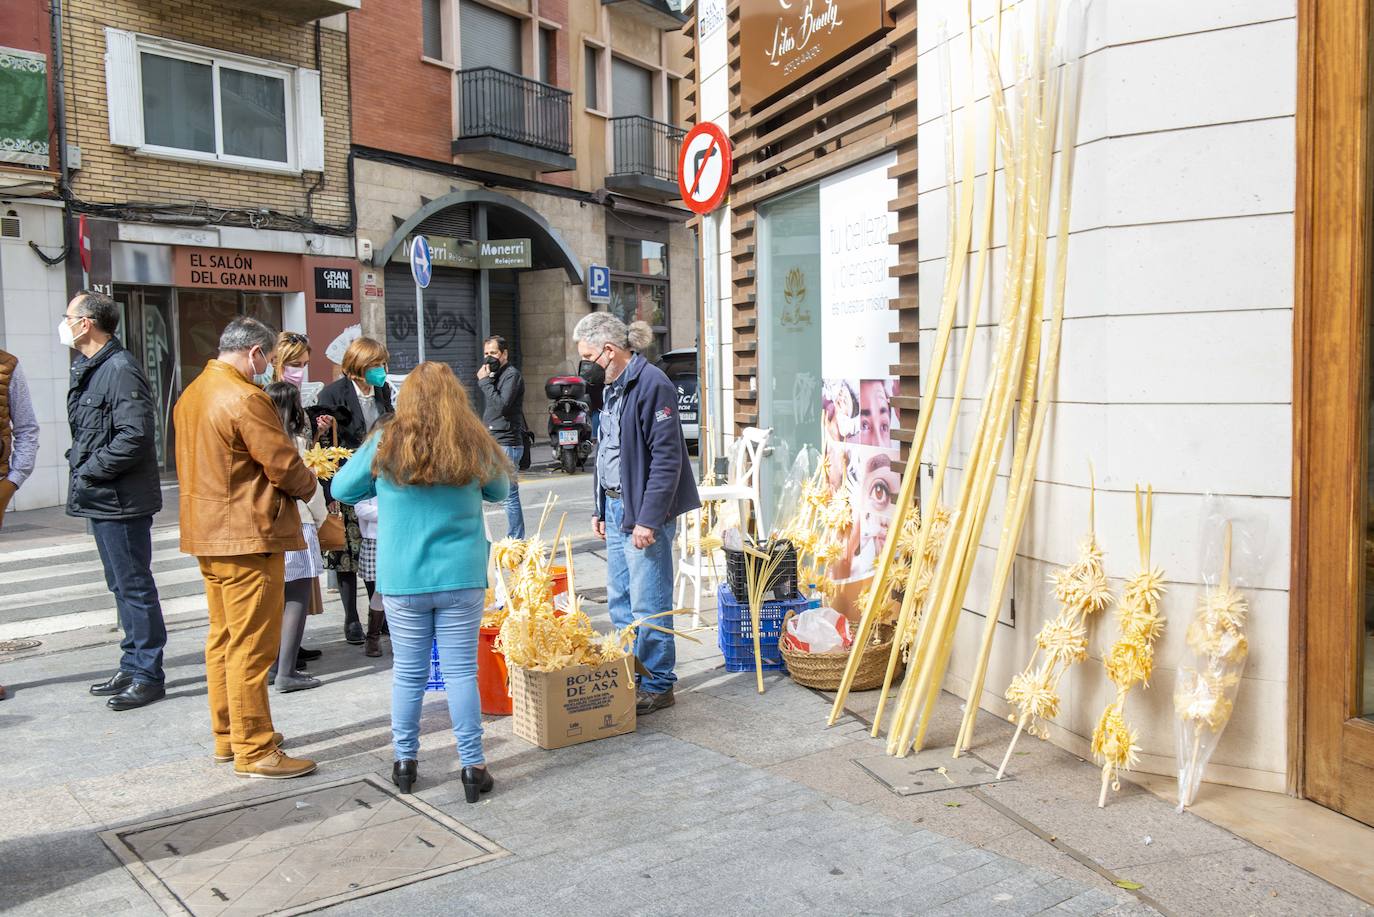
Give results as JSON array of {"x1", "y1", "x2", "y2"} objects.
[{"x1": 818, "y1": 152, "x2": 901, "y2": 618}]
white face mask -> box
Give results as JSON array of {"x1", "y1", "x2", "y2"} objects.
[{"x1": 58, "y1": 317, "x2": 80, "y2": 348}]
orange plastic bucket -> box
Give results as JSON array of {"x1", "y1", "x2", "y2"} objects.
[
  {"x1": 550, "y1": 565, "x2": 569, "y2": 596},
  {"x1": 476, "y1": 625, "x2": 513, "y2": 716}
]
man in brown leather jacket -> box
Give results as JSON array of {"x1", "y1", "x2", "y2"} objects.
[{"x1": 175, "y1": 316, "x2": 320, "y2": 779}]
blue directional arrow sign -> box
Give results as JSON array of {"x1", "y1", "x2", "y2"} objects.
[{"x1": 409, "y1": 235, "x2": 433, "y2": 289}]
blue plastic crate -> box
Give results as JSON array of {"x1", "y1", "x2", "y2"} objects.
[
  {"x1": 425, "y1": 639, "x2": 445, "y2": 691},
  {"x1": 716, "y1": 584, "x2": 806, "y2": 672}
]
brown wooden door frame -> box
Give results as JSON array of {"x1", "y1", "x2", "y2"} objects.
[{"x1": 1293, "y1": 0, "x2": 1374, "y2": 825}]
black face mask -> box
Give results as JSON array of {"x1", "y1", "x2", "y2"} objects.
[
  {"x1": 484, "y1": 355, "x2": 501, "y2": 371},
  {"x1": 577, "y1": 358, "x2": 606, "y2": 387}
]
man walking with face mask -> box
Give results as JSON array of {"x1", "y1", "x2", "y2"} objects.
[
  {"x1": 63, "y1": 290, "x2": 168, "y2": 711},
  {"x1": 477, "y1": 334, "x2": 526, "y2": 538}
]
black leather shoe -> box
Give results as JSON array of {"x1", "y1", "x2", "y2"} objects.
[
  {"x1": 297, "y1": 647, "x2": 323, "y2": 662},
  {"x1": 392, "y1": 759, "x2": 418, "y2": 794},
  {"x1": 345, "y1": 622, "x2": 365, "y2": 645},
  {"x1": 90, "y1": 671, "x2": 133, "y2": 697},
  {"x1": 461, "y1": 765, "x2": 494, "y2": 803},
  {"x1": 107, "y1": 682, "x2": 165, "y2": 711}
]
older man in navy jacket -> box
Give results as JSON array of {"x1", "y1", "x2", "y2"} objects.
[{"x1": 574, "y1": 313, "x2": 700, "y2": 714}]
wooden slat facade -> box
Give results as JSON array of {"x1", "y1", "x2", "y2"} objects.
[{"x1": 701, "y1": 0, "x2": 919, "y2": 463}]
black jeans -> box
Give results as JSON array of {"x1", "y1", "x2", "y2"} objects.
[{"x1": 91, "y1": 515, "x2": 167, "y2": 686}]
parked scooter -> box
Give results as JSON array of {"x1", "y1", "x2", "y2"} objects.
[{"x1": 545, "y1": 375, "x2": 594, "y2": 474}]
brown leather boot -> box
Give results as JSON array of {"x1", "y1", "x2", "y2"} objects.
[{"x1": 365, "y1": 607, "x2": 385, "y2": 658}]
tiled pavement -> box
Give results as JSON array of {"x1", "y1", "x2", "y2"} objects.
[{"x1": 1, "y1": 549, "x2": 1369, "y2": 915}]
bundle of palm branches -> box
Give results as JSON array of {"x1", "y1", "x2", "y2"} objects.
[
  {"x1": 996, "y1": 472, "x2": 1111, "y2": 777},
  {"x1": 1092, "y1": 485, "x2": 1164, "y2": 807}
]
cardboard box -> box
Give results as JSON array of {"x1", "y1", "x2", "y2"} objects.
[{"x1": 510, "y1": 657, "x2": 637, "y2": 750}]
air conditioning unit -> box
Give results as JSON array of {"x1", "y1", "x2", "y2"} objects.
[{"x1": 0, "y1": 210, "x2": 20, "y2": 240}]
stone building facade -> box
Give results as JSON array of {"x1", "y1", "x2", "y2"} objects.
[{"x1": 347, "y1": 0, "x2": 696, "y2": 432}]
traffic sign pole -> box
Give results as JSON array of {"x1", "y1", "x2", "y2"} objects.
[
  {"x1": 415, "y1": 284, "x2": 426, "y2": 363},
  {"x1": 409, "y1": 235, "x2": 433, "y2": 364}
]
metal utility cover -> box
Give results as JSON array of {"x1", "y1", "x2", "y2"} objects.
[
  {"x1": 855, "y1": 748, "x2": 1007, "y2": 796},
  {"x1": 100, "y1": 775, "x2": 508, "y2": 916}
]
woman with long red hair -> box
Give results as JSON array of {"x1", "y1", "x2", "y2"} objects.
[{"x1": 332, "y1": 362, "x2": 511, "y2": 801}]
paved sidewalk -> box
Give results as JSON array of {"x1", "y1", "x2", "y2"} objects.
[{"x1": 0, "y1": 545, "x2": 1368, "y2": 915}]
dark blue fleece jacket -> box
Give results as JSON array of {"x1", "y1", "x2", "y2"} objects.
[{"x1": 594, "y1": 355, "x2": 701, "y2": 531}]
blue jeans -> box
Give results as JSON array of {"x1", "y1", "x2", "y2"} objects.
[
  {"x1": 501, "y1": 445, "x2": 526, "y2": 539},
  {"x1": 91, "y1": 515, "x2": 166, "y2": 686},
  {"x1": 604, "y1": 497, "x2": 677, "y2": 694},
  {"x1": 386, "y1": 588, "x2": 486, "y2": 765}
]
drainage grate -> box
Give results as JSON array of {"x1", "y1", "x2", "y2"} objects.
[
  {"x1": 100, "y1": 775, "x2": 508, "y2": 916},
  {"x1": 0, "y1": 639, "x2": 41, "y2": 654},
  {"x1": 855, "y1": 747, "x2": 1008, "y2": 796}
]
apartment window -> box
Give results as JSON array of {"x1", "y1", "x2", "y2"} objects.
[
  {"x1": 422, "y1": 0, "x2": 444, "y2": 60},
  {"x1": 668, "y1": 76, "x2": 680, "y2": 125},
  {"x1": 538, "y1": 26, "x2": 556, "y2": 85},
  {"x1": 460, "y1": 0, "x2": 521, "y2": 72},
  {"x1": 105, "y1": 29, "x2": 323, "y2": 173},
  {"x1": 584, "y1": 43, "x2": 603, "y2": 111},
  {"x1": 612, "y1": 57, "x2": 654, "y2": 118}
]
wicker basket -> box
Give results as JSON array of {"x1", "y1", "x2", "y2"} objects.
[{"x1": 779, "y1": 610, "x2": 904, "y2": 691}]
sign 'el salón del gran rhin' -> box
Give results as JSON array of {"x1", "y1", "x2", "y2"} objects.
[{"x1": 738, "y1": 0, "x2": 893, "y2": 108}]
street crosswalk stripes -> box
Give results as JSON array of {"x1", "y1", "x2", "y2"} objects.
[{"x1": 0, "y1": 528, "x2": 206, "y2": 639}]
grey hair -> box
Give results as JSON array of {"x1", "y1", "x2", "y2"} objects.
[
  {"x1": 573, "y1": 311, "x2": 628, "y2": 350},
  {"x1": 218, "y1": 316, "x2": 277, "y2": 354}
]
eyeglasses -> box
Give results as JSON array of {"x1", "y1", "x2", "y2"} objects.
[{"x1": 282, "y1": 332, "x2": 308, "y2": 344}]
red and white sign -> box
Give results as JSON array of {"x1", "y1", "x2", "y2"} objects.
[
  {"x1": 77, "y1": 214, "x2": 92, "y2": 273},
  {"x1": 678, "y1": 122, "x2": 732, "y2": 215}
]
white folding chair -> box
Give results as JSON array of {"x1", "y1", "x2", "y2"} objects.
[
  {"x1": 675, "y1": 427, "x2": 771, "y2": 625},
  {"x1": 698, "y1": 426, "x2": 769, "y2": 536}
]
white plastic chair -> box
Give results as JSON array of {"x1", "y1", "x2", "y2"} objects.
[
  {"x1": 675, "y1": 427, "x2": 771, "y2": 625},
  {"x1": 699, "y1": 426, "x2": 769, "y2": 533}
]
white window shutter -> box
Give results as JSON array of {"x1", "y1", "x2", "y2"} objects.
[
  {"x1": 104, "y1": 28, "x2": 143, "y2": 148},
  {"x1": 296, "y1": 69, "x2": 324, "y2": 172}
]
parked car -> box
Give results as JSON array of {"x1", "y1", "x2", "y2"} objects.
[{"x1": 656, "y1": 348, "x2": 699, "y2": 452}]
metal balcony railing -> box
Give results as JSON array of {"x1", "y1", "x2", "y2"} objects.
[
  {"x1": 609, "y1": 115, "x2": 685, "y2": 184},
  {"x1": 456, "y1": 67, "x2": 572, "y2": 155}
]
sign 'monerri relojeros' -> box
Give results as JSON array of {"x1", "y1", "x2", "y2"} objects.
[
  {"x1": 738, "y1": 0, "x2": 892, "y2": 110},
  {"x1": 394, "y1": 236, "x2": 533, "y2": 271}
]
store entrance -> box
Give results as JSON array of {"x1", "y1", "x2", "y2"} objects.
[
  {"x1": 112, "y1": 285, "x2": 283, "y2": 473},
  {"x1": 1293, "y1": 0, "x2": 1374, "y2": 828},
  {"x1": 112, "y1": 286, "x2": 177, "y2": 471}
]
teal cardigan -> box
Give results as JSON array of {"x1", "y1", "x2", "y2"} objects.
[{"x1": 330, "y1": 435, "x2": 510, "y2": 596}]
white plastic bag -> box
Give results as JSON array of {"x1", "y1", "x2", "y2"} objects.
[{"x1": 785, "y1": 607, "x2": 852, "y2": 654}]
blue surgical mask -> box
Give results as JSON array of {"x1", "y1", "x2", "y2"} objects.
[
  {"x1": 251, "y1": 350, "x2": 274, "y2": 387},
  {"x1": 364, "y1": 366, "x2": 387, "y2": 388}
]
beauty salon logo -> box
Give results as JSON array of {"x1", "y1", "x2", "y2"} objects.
[
  {"x1": 781, "y1": 266, "x2": 813, "y2": 330},
  {"x1": 767, "y1": 0, "x2": 846, "y2": 71}
]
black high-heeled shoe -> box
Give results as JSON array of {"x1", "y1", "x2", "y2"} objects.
[
  {"x1": 461, "y1": 765, "x2": 494, "y2": 803},
  {"x1": 392, "y1": 759, "x2": 418, "y2": 794}
]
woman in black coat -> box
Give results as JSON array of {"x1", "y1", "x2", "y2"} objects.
[{"x1": 309, "y1": 336, "x2": 393, "y2": 646}]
